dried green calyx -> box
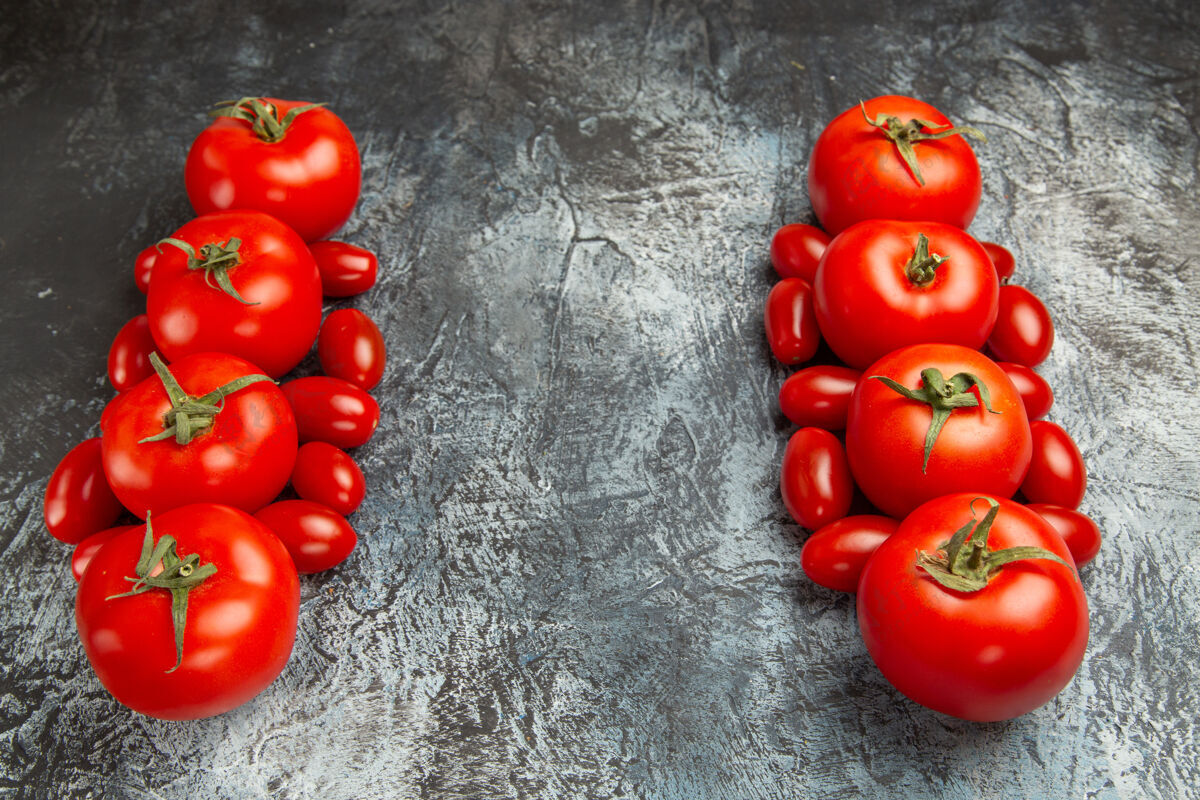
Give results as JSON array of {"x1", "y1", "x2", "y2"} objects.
[
  {"x1": 157, "y1": 236, "x2": 257, "y2": 305},
  {"x1": 859, "y1": 101, "x2": 987, "y2": 186},
  {"x1": 210, "y1": 97, "x2": 325, "y2": 143},
  {"x1": 139, "y1": 352, "x2": 274, "y2": 445}
]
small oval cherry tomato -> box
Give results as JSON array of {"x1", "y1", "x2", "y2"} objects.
[
  {"x1": 780, "y1": 427, "x2": 854, "y2": 530},
  {"x1": 254, "y1": 499, "x2": 357, "y2": 574},
  {"x1": 980, "y1": 241, "x2": 1016, "y2": 282},
  {"x1": 765, "y1": 278, "x2": 820, "y2": 365},
  {"x1": 988, "y1": 285, "x2": 1054, "y2": 367},
  {"x1": 44, "y1": 438, "x2": 125, "y2": 544},
  {"x1": 107, "y1": 314, "x2": 157, "y2": 393},
  {"x1": 998, "y1": 361, "x2": 1054, "y2": 420},
  {"x1": 71, "y1": 524, "x2": 138, "y2": 582},
  {"x1": 779, "y1": 365, "x2": 861, "y2": 430},
  {"x1": 770, "y1": 224, "x2": 829, "y2": 283},
  {"x1": 281, "y1": 376, "x2": 380, "y2": 449},
  {"x1": 318, "y1": 309, "x2": 386, "y2": 390},
  {"x1": 134, "y1": 245, "x2": 157, "y2": 294},
  {"x1": 1026, "y1": 504, "x2": 1102, "y2": 567},
  {"x1": 291, "y1": 441, "x2": 366, "y2": 515},
  {"x1": 1022, "y1": 420, "x2": 1087, "y2": 509},
  {"x1": 309, "y1": 241, "x2": 378, "y2": 297},
  {"x1": 802, "y1": 515, "x2": 898, "y2": 593}
]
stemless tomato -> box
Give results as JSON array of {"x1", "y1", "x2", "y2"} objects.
[
  {"x1": 185, "y1": 97, "x2": 362, "y2": 242},
  {"x1": 987, "y1": 284, "x2": 1054, "y2": 367},
  {"x1": 980, "y1": 241, "x2": 1016, "y2": 281},
  {"x1": 75, "y1": 504, "x2": 299, "y2": 720},
  {"x1": 998, "y1": 361, "x2": 1054, "y2": 420},
  {"x1": 845, "y1": 344, "x2": 1032, "y2": 519},
  {"x1": 290, "y1": 441, "x2": 366, "y2": 515},
  {"x1": 71, "y1": 524, "x2": 138, "y2": 582},
  {"x1": 101, "y1": 352, "x2": 297, "y2": 518},
  {"x1": 813, "y1": 220, "x2": 999, "y2": 369},
  {"x1": 770, "y1": 224, "x2": 829, "y2": 283},
  {"x1": 801, "y1": 515, "x2": 898, "y2": 593},
  {"x1": 107, "y1": 314, "x2": 157, "y2": 392},
  {"x1": 808, "y1": 95, "x2": 985, "y2": 235},
  {"x1": 1021, "y1": 420, "x2": 1087, "y2": 509},
  {"x1": 146, "y1": 210, "x2": 322, "y2": 378},
  {"x1": 254, "y1": 499, "x2": 358, "y2": 574},
  {"x1": 318, "y1": 309, "x2": 386, "y2": 390},
  {"x1": 281, "y1": 376, "x2": 380, "y2": 449},
  {"x1": 764, "y1": 278, "x2": 820, "y2": 365},
  {"x1": 44, "y1": 438, "x2": 124, "y2": 544},
  {"x1": 310, "y1": 241, "x2": 378, "y2": 297},
  {"x1": 134, "y1": 245, "x2": 157, "y2": 294},
  {"x1": 780, "y1": 428, "x2": 854, "y2": 530},
  {"x1": 1027, "y1": 503, "x2": 1102, "y2": 567},
  {"x1": 778, "y1": 365, "x2": 861, "y2": 430},
  {"x1": 857, "y1": 494, "x2": 1087, "y2": 721}
]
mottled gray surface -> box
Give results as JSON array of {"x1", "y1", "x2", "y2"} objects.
[{"x1": 1, "y1": 1, "x2": 1198, "y2": 798}]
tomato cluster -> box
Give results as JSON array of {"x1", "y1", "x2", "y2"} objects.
[
  {"x1": 44, "y1": 97, "x2": 386, "y2": 720},
  {"x1": 766, "y1": 95, "x2": 1101, "y2": 721}
]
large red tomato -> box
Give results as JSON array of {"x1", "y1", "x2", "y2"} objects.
[
  {"x1": 185, "y1": 97, "x2": 362, "y2": 243},
  {"x1": 808, "y1": 95, "x2": 986, "y2": 235},
  {"x1": 146, "y1": 210, "x2": 322, "y2": 378},
  {"x1": 846, "y1": 344, "x2": 1032, "y2": 519},
  {"x1": 857, "y1": 494, "x2": 1088, "y2": 721},
  {"x1": 75, "y1": 504, "x2": 299, "y2": 720},
  {"x1": 813, "y1": 220, "x2": 999, "y2": 369}
]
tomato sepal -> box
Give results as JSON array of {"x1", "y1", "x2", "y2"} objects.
[
  {"x1": 137, "y1": 352, "x2": 274, "y2": 445},
  {"x1": 210, "y1": 97, "x2": 327, "y2": 143},
  {"x1": 860, "y1": 101, "x2": 987, "y2": 187}
]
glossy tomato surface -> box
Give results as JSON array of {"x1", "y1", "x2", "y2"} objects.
[
  {"x1": 998, "y1": 361, "x2": 1054, "y2": 420},
  {"x1": 281, "y1": 376, "x2": 380, "y2": 449},
  {"x1": 309, "y1": 241, "x2": 378, "y2": 297},
  {"x1": 290, "y1": 441, "x2": 366, "y2": 515},
  {"x1": 318, "y1": 308, "x2": 386, "y2": 390},
  {"x1": 778, "y1": 365, "x2": 861, "y2": 430},
  {"x1": 254, "y1": 499, "x2": 358, "y2": 574},
  {"x1": 801, "y1": 514, "x2": 898, "y2": 593},
  {"x1": 1027, "y1": 503, "x2": 1102, "y2": 567},
  {"x1": 134, "y1": 245, "x2": 157, "y2": 294},
  {"x1": 1022, "y1": 420, "x2": 1087, "y2": 509},
  {"x1": 769, "y1": 224, "x2": 829, "y2": 283},
  {"x1": 987, "y1": 284, "x2": 1054, "y2": 367},
  {"x1": 107, "y1": 314, "x2": 157, "y2": 392},
  {"x1": 980, "y1": 241, "x2": 1016, "y2": 281},
  {"x1": 780, "y1": 427, "x2": 854, "y2": 530},
  {"x1": 764, "y1": 277, "x2": 820, "y2": 365},
  {"x1": 44, "y1": 438, "x2": 124, "y2": 544}
]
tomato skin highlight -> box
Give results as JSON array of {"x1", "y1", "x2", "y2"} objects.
[
  {"x1": 980, "y1": 241, "x2": 1016, "y2": 281},
  {"x1": 134, "y1": 245, "x2": 157, "y2": 294},
  {"x1": 318, "y1": 309, "x2": 387, "y2": 390},
  {"x1": 290, "y1": 441, "x2": 366, "y2": 515},
  {"x1": 769, "y1": 224, "x2": 829, "y2": 283},
  {"x1": 107, "y1": 314, "x2": 157, "y2": 393},
  {"x1": 778, "y1": 365, "x2": 861, "y2": 430},
  {"x1": 998, "y1": 361, "x2": 1054, "y2": 420},
  {"x1": 71, "y1": 524, "x2": 138, "y2": 582},
  {"x1": 254, "y1": 499, "x2": 358, "y2": 574},
  {"x1": 764, "y1": 278, "x2": 820, "y2": 365},
  {"x1": 309, "y1": 241, "x2": 378, "y2": 297},
  {"x1": 1022, "y1": 420, "x2": 1087, "y2": 509},
  {"x1": 281, "y1": 376, "x2": 380, "y2": 450},
  {"x1": 44, "y1": 438, "x2": 125, "y2": 544},
  {"x1": 1027, "y1": 503, "x2": 1102, "y2": 567},
  {"x1": 802, "y1": 515, "x2": 898, "y2": 593},
  {"x1": 987, "y1": 284, "x2": 1054, "y2": 367},
  {"x1": 780, "y1": 427, "x2": 854, "y2": 530}
]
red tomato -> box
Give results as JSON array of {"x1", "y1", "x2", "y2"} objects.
[
  {"x1": 146, "y1": 210, "x2": 322, "y2": 378},
  {"x1": 846, "y1": 344, "x2": 1032, "y2": 519},
  {"x1": 71, "y1": 524, "x2": 138, "y2": 582},
  {"x1": 281, "y1": 376, "x2": 380, "y2": 449},
  {"x1": 318, "y1": 309, "x2": 387, "y2": 390},
  {"x1": 764, "y1": 278, "x2": 820, "y2": 365},
  {"x1": 44, "y1": 438, "x2": 125, "y2": 544},
  {"x1": 857, "y1": 494, "x2": 1088, "y2": 721},
  {"x1": 75, "y1": 504, "x2": 299, "y2": 720},
  {"x1": 780, "y1": 428, "x2": 854, "y2": 530},
  {"x1": 998, "y1": 361, "x2": 1054, "y2": 420},
  {"x1": 1027, "y1": 503, "x2": 1102, "y2": 567},
  {"x1": 987, "y1": 284, "x2": 1054, "y2": 367},
  {"x1": 134, "y1": 245, "x2": 157, "y2": 294},
  {"x1": 107, "y1": 314, "x2": 157, "y2": 393},
  {"x1": 801, "y1": 515, "x2": 898, "y2": 593},
  {"x1": 778, "y1": 365, "x2": 861, "y2": 430},
  {"x1": 769, "y1": 224, "x2": 829, "y2": 283},
  {"x1": 310, "y1": 241, "x2": 378, "y2": 297},
  {"x1": 185, "y1": 97, "x2": 362, "y2": 243},
  {"x1": 808, "y1": 96, "x2": 985, "y2": 235},
  {"x1": 100, "y1": 352, "x2": 297, "y2": 518},
  {"x1": 813, "y1": 220, "x2": 999, "y2": 369},
  {"x1": 980, "y1": 241, "x2": 1016, "y2": 282},
  {"x1": 254, "y1": 499, "x2": 357, "y2": 574},
  {"x1": 1021, "y1": 421, "x2": 1087, "y2": 509},
  {"x1": 291, "y1": 441, "x2": 366, "y2": 515}
]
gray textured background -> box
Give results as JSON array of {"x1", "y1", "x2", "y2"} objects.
[{"x1": 2, "y1": 1, "x2": 1198, "y2": 798}]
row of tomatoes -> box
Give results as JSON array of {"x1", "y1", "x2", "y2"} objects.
[
  {"x1": 41, "y1": 98, "x2": 384, "y2": 720},
  {"x1": 761, "y1": 95, "x2": 1101, "y2": 722}
]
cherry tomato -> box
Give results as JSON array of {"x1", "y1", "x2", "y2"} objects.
[
  {"x1": 764, "y1": 278, "x2": 820, "y2": 365},
  {"x1": 101, "y1": 352, "x2": 297, "y2": 518},
  {"x1": 71, "y1": 524, "x2": 138, "y2": 582},
  {"x1": 998, "y1": 361, "x2": 1054, "y2": 420},
  {"x1": 808, "y1": 95, "x2": 985, "y2": 235},
  {"x1": 76, "y1": 504, "x2": 299, "y2": 720},
  {"x1": 146, "y1": 210, "x2": 323, "y2": 378},
  {"x1": 858, "y1": 494, "x2": 1087, "y2": 721},
  {"x1": 254, "y1": 499, "x2": 358, "y2": 574},
  {"x1": 813, "y1": 220, "x2": 999, "y2": 369},
  {"x1": 281, "y1": 376, "x2": 380, "y2": 449},
  {"x1": 185, "y1": 97, "x2": 362, "y2": 243},
  {"x1": 291, "y1": 441, "x2": 366, "y2": 515},
  {"x1": 1027, "y1": 503, "x2": 1102, "y2": 567},
  {"x1": 1021, "y1": 420, "x2": 1087, "y2": 509},
  {"x1": 769, "y1": 224, "x2": 829, "y2": 283},
  {"x1": 778, "y1": 365, "x2": 861, "y2": 430},
  {"x1": 318, "y1": 309, "x2": 386, "y2": 390},
  {"x1": 980, "y1": 241, "x2": 1016, "y2": 281},
  {"x1": 987, "y1": 284, "x2": 1054, "y2": 367},
  {"x1": 44, "y1": 438, "x2": 125, "y2": 544},
  {"x1": 801, "y1": 515, "x2": 898, "y2": 593},
  {"x1": 846, "y1": 344, "x2": 1032, "y2": 519},
  {"x1": 310, "y1": 241, "x2": 378, "y2": 297},
  {"x1": 780, "y1": 428, "x2": 854, "y2": 530},
  {"x1": 134, "y1": 245, "x2": 157, "y2": 294},
  {"x1": 107, "y1": 314, "x2": 157, "y2": 393}
]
